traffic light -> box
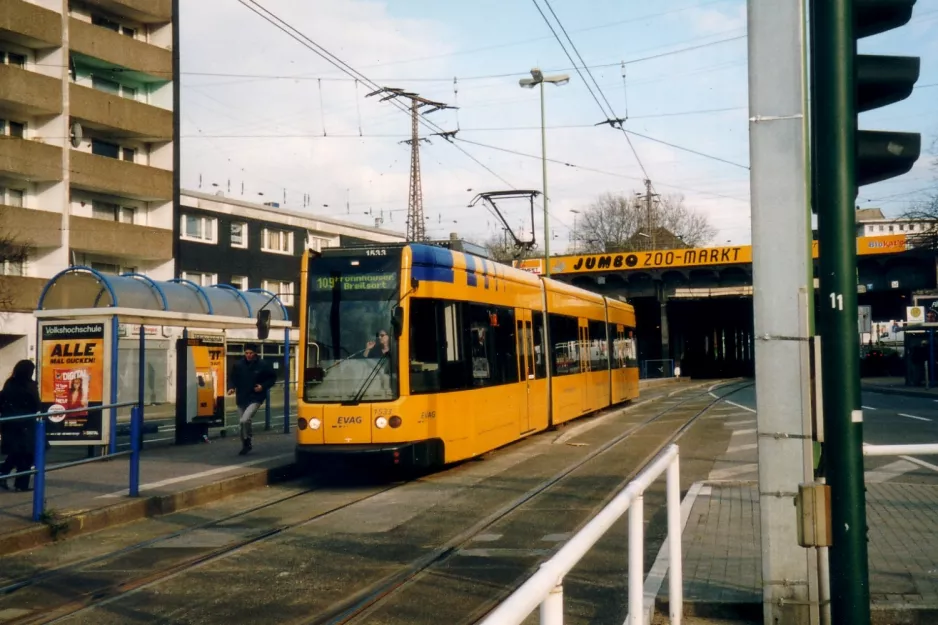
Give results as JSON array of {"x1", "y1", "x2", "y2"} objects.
[{"x1": 854, "y1": 0, "x2": 921, "y2": 187}]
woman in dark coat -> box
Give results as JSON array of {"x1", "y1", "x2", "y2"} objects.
[{"x1": 0, "y1": 360, "x2": 40, "y2": 492}]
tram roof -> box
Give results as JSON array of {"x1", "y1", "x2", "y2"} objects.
[{"x1": 33, "y1": 266, "x2": 291, "y2": 330}]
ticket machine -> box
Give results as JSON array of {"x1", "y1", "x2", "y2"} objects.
[{"x1": 175, "y1": 334, "x2": 225, "y2": 444}]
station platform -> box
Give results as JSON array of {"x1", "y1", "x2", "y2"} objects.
[
  {"x1": 654, "y1": 398, "x2": 938, "y2": 625},
  {"x1": 0, "y1": 429, "x2": 296, "y2": 555},
  {"x1": 0, "y1": 378, "x2": 684, "y2": 558},
  {"x1": 862, "y1": 376, "x2": 938, "y2": 399}
]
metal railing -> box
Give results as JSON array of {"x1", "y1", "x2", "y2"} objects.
[
  {"x1": 863, "y1": 443, "x2": 938, "y2": 457},
  {"x1": 640, "y1": 359, "x2": 676, "y2": 380},
  {"x1": 0, "y1": 401, "x2": 141, "y2": 522},
  {"x1": 264, "y1": 379, "x2": 296, "y2": 433},
  {"x1": 479, "y1": 444, "x2": 683, "y2": 625}
]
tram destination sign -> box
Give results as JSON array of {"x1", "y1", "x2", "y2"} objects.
[{"x1": 516, "y1": 234, "x2": 910, "y2": 275}]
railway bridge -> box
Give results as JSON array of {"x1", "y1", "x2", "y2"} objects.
[{"x1": 516, "y1": 234, "x2": 936, "y2": 378}]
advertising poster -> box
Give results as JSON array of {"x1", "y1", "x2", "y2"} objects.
[{"x1": 39, "y1": 320, "x2": 110, "y2": 445}]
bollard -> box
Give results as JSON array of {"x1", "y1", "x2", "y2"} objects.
[
  {"x1": 265, "y1": 389, "x2": 271, "y2": 431},
  {"x1": 32, "y1": 416, "x2": 46, "y2": 522},
  {"x1": 129, "y1": 405, "x2": 141, "y2": 497}
]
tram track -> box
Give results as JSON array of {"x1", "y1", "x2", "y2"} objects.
[
  {"x1": 306, "y1": 380, "x2": 753, "y2": 625},
  {"x1": 2, "y1": 380, "x2": 747, "y2": 625},
  {"x1": 2, "y1": 479, "x2": 409, "y2": 625}
]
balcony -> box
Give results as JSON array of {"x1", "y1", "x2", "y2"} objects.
[
  {"x1": 70, "y1": 216, "x2": 172, "y2": 261},
  {"x1": 70, "y1": 151, "x2": 171, "y2": 201},
  {"x1": 0, "y1": 64, "x2": 62, "y2": 117},
  {"x1": 79, "y1": 0, "x2": 172, "y2": 24},
  {"x1": 0, "y1": 0, "x2": 62, "y2": 49},
  {"x1": 0, "y1": 205, "x2": 62, "y2": 249},
  {"x1": 69, "y1": 18, "x2": 171, "y2": 80},
  {"x1": 0, "y1": 137, "x2": 63, "y2": 183},
  {"x1": 70, "y1": 84, "x2": 172, "y2": 141},
  {"x1": 0, "y1": 276, "x2": 47, "y2": 312}
]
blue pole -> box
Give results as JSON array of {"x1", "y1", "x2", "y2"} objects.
[
  {"x1": 32, "y1": 416, "x2": 46, "y2": 522},
  {"x1": 109, "y1": 315, "x2": 119, "y2": 455},
  {"x1": 139, "y1": 324, "x2": 145, "y2": 438},
  {"x1": 265, "y1": 389, "x2": 271, "y2": 431},
  {"x1": 283, "y1": 328, "x2": 291, "y2": 434},
  {"x1": 129, "y1": 406, "x2": 141, "y2": 497}
]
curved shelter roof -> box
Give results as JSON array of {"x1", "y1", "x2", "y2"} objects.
[{"x1": 34, "y1": 267, "x2": 291, "y2": 330}]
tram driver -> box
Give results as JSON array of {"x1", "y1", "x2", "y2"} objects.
[{"x1": 364, "y1": 329, "x2": 391, "y2": 359}]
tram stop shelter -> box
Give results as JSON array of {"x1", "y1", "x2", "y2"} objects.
[{"x1": 34, "y1": 267, "x2": 292, "y2": 453}]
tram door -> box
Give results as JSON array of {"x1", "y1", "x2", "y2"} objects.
[
  {"x1": 578, "y1": 318, "x2": 591, "y2": 412},
  {"x1": 516, "y1": 309, "x2": 535, "y2": 433}
]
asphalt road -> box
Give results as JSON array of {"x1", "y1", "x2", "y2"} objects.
[{"x1": 729, "y1": 383, "x2": 938, "y2": 484}]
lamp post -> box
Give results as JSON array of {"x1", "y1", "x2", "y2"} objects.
[
  {"x1": 570, "y1": 209, "x2": 580, "y2": 254},
  {"x1": 520, "y1": 68, "x2": 570, "y2": 277}
]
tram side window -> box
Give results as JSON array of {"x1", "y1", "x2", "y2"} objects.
[
  {"x1": 532, "y1": 311, "x2": 547, "y2": 379},
  {"x1": 409, "y1": 298, "x2": 442, "y2": 394},
  {"x1": 467, "y1": 304, "x2": 518, "y2": 386},
  {"x1": 608, "y1": 322, "x2": 622, "y2": 369},
  {"x1": 549, "y1": 313, "x2": 580, "y2": 376},
  {"x1": 625, "y1": 330, "x2": 639, "y2": 367},
  {"x1": 588, "y1": 320, "x2": 609, "y2": 370}
]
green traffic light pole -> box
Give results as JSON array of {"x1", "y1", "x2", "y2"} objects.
[{"x1": 811, "y1": 0, "x2": 871, "y2": 623}]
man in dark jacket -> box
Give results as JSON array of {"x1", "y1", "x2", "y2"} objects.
[
  {"x1": 226, "y1": 344, "x2": 276, "y2": 455},
  {"x1": 0, "y1": 360, "x2": 40, "y2": 491}
]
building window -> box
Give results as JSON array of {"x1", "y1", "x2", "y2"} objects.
[
  {"x1": 230, "y1": 222, "x2": 247, "y2": 248},
  {"x1": 1, "y1": 258, "x2": 26, "y2": 276},
  {"x1": 91, "y1": 14, "x2": 121, "y2": 31},
  {"x1": 91, "y1": 262, "x2": 136, "y2": 275},
  {"x1": 92, "y1": 75, "x2": 120, "y2": 95},
  {"x1": 7, "y1": 189, "x2": 24, "y2": 207},
  {"x1": 230, "y1": 275, "x2": 248, "y2": 290},
  {"x1": 263, "y1": 280, "x2": 294, "y2": 306},
  {"x1": 262, "y1": 228, "x2": 293, "y2": 254},
  {"x1": 889, "y1": 225, "x2": 894, "y2": 232},
  {"x1": 0, "y1": 50, "x2": 27, "y2": 68},
  {"x1": 92, "y1": 201, "x2": 135, "y2": 223},
  {"x1": 91, "y1": 74, "x2": 138, "y2": 101},
  {"x1": 91, "y1": 138, "x2": 120, "y2": 159},
  {"x1": 181, "y1": 214, "x2": 217, "y2": 243},
  {"x1": 878, "y1": 225, "x2": 884, "y2": 232},
  {"x1": 182, "y1": 271, "x2": 217, "y2": 287},
  {"x1": 122, "y1": 147, "x2": 135, "y2": 162},
  {"x1": 91, "y1": 14, "x2": 138, "y2": 38}
]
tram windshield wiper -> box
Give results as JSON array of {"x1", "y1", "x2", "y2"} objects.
[{"x1": 345, "y1": 353, "x2": 388, "y2": 406}]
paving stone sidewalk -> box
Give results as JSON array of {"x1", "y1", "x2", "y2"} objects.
[{"x1": 656, "y1": 394, "x2": 938, "y2": 623}]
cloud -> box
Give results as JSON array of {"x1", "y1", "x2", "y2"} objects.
[{"x1": 683, "y1": 2, "x2": 747, "y2": 37}]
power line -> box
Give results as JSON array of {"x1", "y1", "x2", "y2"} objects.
[{"x1": 532, "y1": 0, "x2": 652, "y2": 185}]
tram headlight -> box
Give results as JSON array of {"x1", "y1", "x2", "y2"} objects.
[
  {"x1": 375, "y1": 416, "x2": 388, "y2": 429},
  {"x1": 297, "y1": 418, "x2": 308, "y2": 430},
  {"x1": 389, "y1": 415, "x2": 402, "y2": 428},
  {"x1": 308, "y1": 418, "x2": 322, "y2": 430}
]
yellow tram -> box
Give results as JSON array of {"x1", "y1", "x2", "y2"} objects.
[{"x1": 294, "y1": 243, "x2": 639, "y2": 469}]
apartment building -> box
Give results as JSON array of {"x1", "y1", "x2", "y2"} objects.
[
  {"x1": 178, "y1": 190, "x2": 406, "y2": 359},
  {"x1": 0, "y1": 0, "x2": 175, "y2": 380}
]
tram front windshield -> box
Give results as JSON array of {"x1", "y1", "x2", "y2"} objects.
[{"x1": 304, "y1": 254, "x2": 401, "y2": 403}]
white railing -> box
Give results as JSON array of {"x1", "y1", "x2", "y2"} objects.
[
  {"x1": 479, "y1": 444, "x2": 683, "y2": 625},
  {"x1": 863, "y1": 443, "x2": 938, "y2": 457}
]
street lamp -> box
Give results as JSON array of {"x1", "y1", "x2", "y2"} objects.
[
  {"x1": 520, "y1": 67, "x2": 570, "y2": 277},
  {"x1": 570, "y1": 209, "x2": 580, "y2": 254}
]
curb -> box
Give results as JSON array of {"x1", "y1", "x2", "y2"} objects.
[
  {"x1": 0, "y1": 460, "x2": 296, "y2": 557},
  {"x1": 862, "y1": 385, "x2": 938, "y2": 400},
  {"x1": 655, "y1": 600, "x2": 938, "y2": 624}
]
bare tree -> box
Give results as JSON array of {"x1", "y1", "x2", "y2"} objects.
[
  {"x1": 475, "y1": 233, "x2": 529, "y2": 265},
  {"x1": 576, "y1": 191, "x2": 717, "y2": 253},
  {"x1": 899, "y1": 140, "x2": 938, "y2": 249},
  {"x1": 0, "y1": 227, "x2": 30, "y2": 311}
]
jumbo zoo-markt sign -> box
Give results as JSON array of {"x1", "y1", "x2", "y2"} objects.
[{"x1": 515, "y1": 235, "x2": 910, "y2": 275}]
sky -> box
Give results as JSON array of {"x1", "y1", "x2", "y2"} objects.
[{"x1": 178, "y1": 0, "x2": 938, "y2": 252}]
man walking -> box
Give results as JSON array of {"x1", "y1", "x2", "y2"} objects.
[{"x1": 227, "y1": 343, "x2": 276, "y2": 455}]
